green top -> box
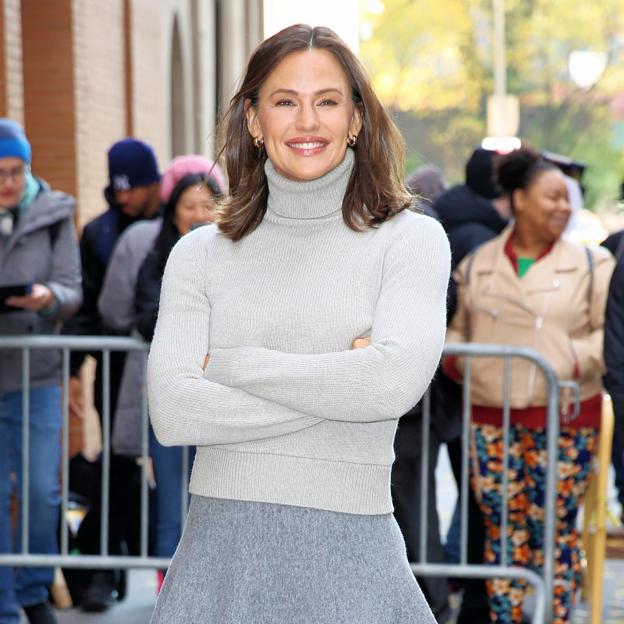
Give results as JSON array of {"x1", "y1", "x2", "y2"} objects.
[{"x1": 517, "y1": 257, "x2": 536, "y2": 278}]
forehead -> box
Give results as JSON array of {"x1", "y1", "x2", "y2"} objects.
[
  {"x1": 260, "y1": 48, "x2": 350, "y2": 95},
  {"x1": 179, "y1": 184, "x2": 213, "y2": 202},
  {"x1": 531, "y1": 168, "x2": 567, "y2": 191}
]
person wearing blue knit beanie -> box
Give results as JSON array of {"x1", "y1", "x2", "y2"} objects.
[{"x1": 0, "y1": 118, "x2": 82, "y2": 624}]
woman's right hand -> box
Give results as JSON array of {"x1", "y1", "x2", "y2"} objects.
[{"x1": 351, "y1": 336, "x2": 371, "y2": 350}]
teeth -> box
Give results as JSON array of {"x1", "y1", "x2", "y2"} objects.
[{"x1": 290, "y1": 142, "x2": 324, "y2": 149}]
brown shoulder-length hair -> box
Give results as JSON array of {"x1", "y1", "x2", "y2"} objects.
[{"x1": 217, "y1": 24, "x2": 412, "y2": 242}]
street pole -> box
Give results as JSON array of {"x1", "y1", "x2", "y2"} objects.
[{"x1": 493, "y1": 0, "x2": 506, "y2": 97}]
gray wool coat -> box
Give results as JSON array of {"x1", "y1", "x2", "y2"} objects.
[{"x1": 0, "y1": 183, "x2": 82, "y2": 392}]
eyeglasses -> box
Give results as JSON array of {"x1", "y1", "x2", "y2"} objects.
[{"x1": 0, "y1": 165, "x2": 27, "y2": 184}]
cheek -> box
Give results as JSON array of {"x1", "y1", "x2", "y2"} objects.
[{"x1": 258, "y1": 109, "x2": 287, "y2": 139}]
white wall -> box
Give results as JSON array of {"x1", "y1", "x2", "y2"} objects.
[{"x1": 263, "y1": 0, "x2": 360, "y2": 52}]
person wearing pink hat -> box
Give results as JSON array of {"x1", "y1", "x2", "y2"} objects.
[{"x1": 159, "y1": 155, "x2": 225, "y2": 206}]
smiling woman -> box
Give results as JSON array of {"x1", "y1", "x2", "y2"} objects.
[
  {"x1": 147, "y1": 24, "x2": 450, "y2": 624},
  {"x1": 217, "y1": 23, "x2": 411, "y2": 241},
  {"x1": 245, "y1": 48, "x2": 362, "y2": 182},
  {"x1": 445, "y1": 147, "x2": 615, "y2": 624}
]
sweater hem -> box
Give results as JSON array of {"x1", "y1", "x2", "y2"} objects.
[{"x1": 189, "y1": 447, "x2": 393, "y2": 515}]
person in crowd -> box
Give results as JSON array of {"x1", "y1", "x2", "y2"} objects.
[
  {"x1": 446, "y1": 146, "x2": 614, "y2": 624},
  {"x1": 98, "y1": 155, "x2": 224, "y2": 339},
  {"x1": 604, "y1": 238, "x2": 624, "y2": 524},
  {"x1": 391, "y1": 163, "x2": 451, "y2": 622},
  {"x1": 62, "y1": 137, "x2": 161, "y2": 612},
  {"x1": 432, "y1": 146, "x2": 510, "y2": 623},
  {"x1": 147, "y1": 24, "x2": 450, "y2": 623},
  {"x1": 405, "y1": 164, "x2": 446, "y2": 218},
  {"x1": 99, "y1": 155, "x2": 223, "y2": 592},
  {"x1": 0, "y1": 119, "x2": 81, "y2": 624}
]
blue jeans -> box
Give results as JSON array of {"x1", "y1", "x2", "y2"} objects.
[
  {"x1": 0, "y1": 386, "x2": 62, "y2": 624},
  {"x1": 149, "y1": 428, "x2": 194, "y2": 558}
]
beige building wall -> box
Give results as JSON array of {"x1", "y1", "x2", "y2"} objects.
[{"x1": 72, "y1": 0, "x2": 126, "y2": 227}]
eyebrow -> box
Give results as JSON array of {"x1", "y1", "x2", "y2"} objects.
[{"x1": 268, "y1": 87, "x2": 344, "y2": 97}]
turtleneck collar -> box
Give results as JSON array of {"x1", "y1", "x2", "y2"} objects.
[{"x1": 264, "y1": 148, "x2": 355, "y2": 221}]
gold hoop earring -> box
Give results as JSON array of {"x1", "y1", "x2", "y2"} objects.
[
  {"x1": 347, "y1": 135, "x2": 357, "y2": 147},
  {"x1": 253, "y1": 136, "x2": 264, "y2": 149}
]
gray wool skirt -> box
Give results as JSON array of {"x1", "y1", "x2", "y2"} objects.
[{"x1": 150, "y1": 495, "x2": 436, "y2": 624}]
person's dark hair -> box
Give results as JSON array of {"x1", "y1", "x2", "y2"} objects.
[
  {"x1": 465, "y1": 148, "x2": 501, "y2": 199},
  {"x1": 154, "y1": 173, "x2": 220, "y2": 272},
  {"x1": 217, "y1": 24, "x2": 412, "y2": 241},
  {"x1": 496, "y1": 146, "x2": 558, "y2": 199}
]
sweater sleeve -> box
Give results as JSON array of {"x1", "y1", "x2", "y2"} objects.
[
  {"x1": 146, "y1": 231, "x2": 323, "y2": 447},
  {"x1": 205, "y1": 217, "x2": 451, "y2": 422}
]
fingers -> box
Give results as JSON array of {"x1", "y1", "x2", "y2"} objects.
[
  {"x1": 5, "y1": 284, "x2": 53, "y2": 311},
  {"x1": 68, "y1": 376, "x2": 84, "y2": 420},
  {"x1": 351, "y1": 336, "x2": 371, "y2": 349}
]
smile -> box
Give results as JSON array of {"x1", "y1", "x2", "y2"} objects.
[
  {"x1": 285, "y1": 138, "x2": 329, "y2": 154},
  {"x1": 289, "y1": 142, "x2": 325, "y2": 149}
]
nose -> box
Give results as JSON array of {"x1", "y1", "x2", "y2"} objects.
[
  {"x1": 560, "y1": 197, "x2": 572, "y2": 213},
  {"x1": 295, "y1": 101, "x2": 319, "y2": 132}
]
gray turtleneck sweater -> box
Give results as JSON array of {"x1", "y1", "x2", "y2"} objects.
[{"x1": 147, "y1": 150, "x2": 450, "y2": 515}]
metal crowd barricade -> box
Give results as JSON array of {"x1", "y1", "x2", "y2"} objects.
[
  {"x1": 411, "y1": 343, "x2": 573, "y2": 624},
  {"x1": 1, "y1": 337, "x2": 571, "y2": 621},
  {"x1": 0, "y1": 335, "x2": 189, "y2": 571}
]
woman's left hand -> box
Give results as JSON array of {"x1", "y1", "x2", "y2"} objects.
[
  {"x1": 351, "y1": 336, "x2": 371, "y2": 349},
  {"x1": 6, "y1": 283, "x2": 54, "y2": 311}
]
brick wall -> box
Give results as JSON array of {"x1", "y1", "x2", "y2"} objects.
[
  {"x1": 21, "y1": 0, "x2": 76, "y2": 199},
  {"x1": 0, "y1": 0, "x2": 23, "y2": 122},
  {"x1": 131, "y1": 0, "x2": 167, "y2": 171},
  {"x1": 72, "y1": 0, "x2": 126, "y2": 227}
]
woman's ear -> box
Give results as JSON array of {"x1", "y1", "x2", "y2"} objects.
[
  {"x1": 512, "y1": 188, "x2": 526, "y2": 214},
  {"x1": 349, "y1": 105, "x2": 363, "y2": 139},
  {"x1": 245, "y1": 99, "x2": 261, "y2": 139}
]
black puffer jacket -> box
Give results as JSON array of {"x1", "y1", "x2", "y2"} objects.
[{"x1": 605, "y1": 257, "x2": 624, "y2": 426}]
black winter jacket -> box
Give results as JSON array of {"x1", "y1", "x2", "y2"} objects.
[
  {"x1": 134, "y1": 247, "x2": 163, "y2": 342},
  {"x1": 605, "y1": 257, "x2": 624, "y2": 426}
]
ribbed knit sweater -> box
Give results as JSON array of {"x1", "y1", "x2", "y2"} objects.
[{"x1": 147, "y1": 149, "x2": 450, "y2": 515}]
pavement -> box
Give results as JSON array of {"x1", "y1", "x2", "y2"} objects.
[
  {"x1": 37, "y1": 448, "x2": 624, "y2": 623},
  {"x1": 47, "y1": 570, "x2": 156, "y2": 623}
]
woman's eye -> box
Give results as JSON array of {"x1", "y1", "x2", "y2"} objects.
[
  {"x1": 275, "y1": 99, "x2": 295, "y2": 106},
  {"x1": 318, "y1": 98, "x2": 338, "y2": 106}
]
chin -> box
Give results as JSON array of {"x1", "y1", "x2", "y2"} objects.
[{"x1": 0, "y1": 197, "x2": 19, "y2": 209}]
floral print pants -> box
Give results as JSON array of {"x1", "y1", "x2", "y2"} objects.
[{"x1": 471, "y1": 423, "x2": 597, "y2": 624}]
